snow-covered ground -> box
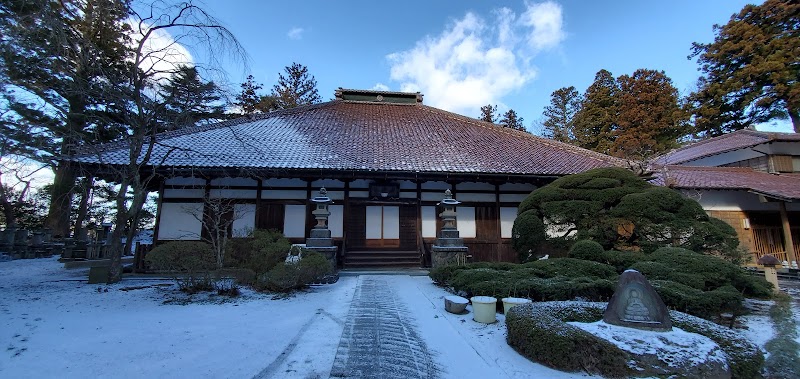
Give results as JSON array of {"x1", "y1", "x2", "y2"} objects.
[{"x1": 1, "y1": 257, "x2": 795, "y2": 378}]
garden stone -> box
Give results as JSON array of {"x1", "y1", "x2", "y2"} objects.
[
  {"x1": 444, "y1": 295, "x2": 468, "y2": 314},
  {"x1": 603, "y1": 269, "x2": 671, "y2": 332}
]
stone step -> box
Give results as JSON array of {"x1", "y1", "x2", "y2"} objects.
[{"x1": 343, "y1": 250, "x2": 420, "y2": 268}]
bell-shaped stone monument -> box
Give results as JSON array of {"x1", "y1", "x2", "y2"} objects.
[{"x1": 603, "y1": 269, "x2": 672, "y2": 332}]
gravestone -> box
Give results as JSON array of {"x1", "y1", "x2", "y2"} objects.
[{"x1": 603, "y1": 269, "x2": 672, "y2": 332}]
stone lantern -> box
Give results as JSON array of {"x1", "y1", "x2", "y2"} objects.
[
  {"x1": 432, "y1": 189, "x2": 469, "y2": 268},
  {"x1": 757, "y1": 254, "x2": 781, "y2": 293},
  {"x1": 306, "y1": 188, "x2": 338, "y2": 271}
]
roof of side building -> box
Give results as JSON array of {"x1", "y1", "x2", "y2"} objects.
[
  {"x1": 655, "y1": 129, "x2": 800, "y2": 165},
  {"x1": 651, "y1": 165, "x2": 800, "y2": 201}
]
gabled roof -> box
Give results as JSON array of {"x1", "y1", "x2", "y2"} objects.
[
  {"x1": 71, "y1": 99, "x2": 624, "y2": 176},
  {"x1": 651, "y1": 165, "x2": 800, "y2": 201},
  {"x1": 655, "y1": 129, "x2": 800, "y2": 165}
]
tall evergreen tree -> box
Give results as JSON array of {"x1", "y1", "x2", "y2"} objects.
[
  {"x1": 235, "y1": 74, "x2": 274, "y2": 115},
  {"x1": 499, "y1": 109, "x2": 526, "y2": 132},
  {"x1": 0, "y1": 0, "x2": 132, "y2": 236},
  {"x1": 689, "y1": 0, "x2": 799, "y2": 134},
  {"x1": 613, "y1": 69, "x2": 685, "y2": 159},
  {"x1": 572, "y1": 70, "x2": 618, "y2": 154},
  {"x1": 479, "y1": 104, "x2": 498, "y2": 123},
  {"x1": 271, "y1": 62, "x2": 321, "y2": 109},
  {"x1": 160, "y1": 65, "x2": 227, "y2": 130},
  {"x1": 541, "y1": 86, "x2": 580, "y2": 143}
]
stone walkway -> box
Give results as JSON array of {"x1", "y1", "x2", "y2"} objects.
[{"x1": 330, "y1": 276, "x2": 440, "y2": 379}]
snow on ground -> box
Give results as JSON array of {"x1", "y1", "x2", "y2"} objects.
[{"x1": 3, "y1": 257, "x2": 795, "y2": 379}]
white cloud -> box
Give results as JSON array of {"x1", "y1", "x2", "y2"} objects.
[
  {"x1": 372, "y1": 83, "x2": 390, "y2": 91},
  {"x1": 521, "y1": 1, "x2": 565, "y2": 50},
  {"x1": 287, "y1": 27, "x2": 304, "y2": 40},
  {"x1": 386, "y1": 2, "x2": 565, "y2": 115}
]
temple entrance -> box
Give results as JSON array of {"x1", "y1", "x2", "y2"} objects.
[{"x1": 343, "y1": 202, "x2": 420, "y2": 267}]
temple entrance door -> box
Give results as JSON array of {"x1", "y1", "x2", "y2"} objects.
[{"x1": 365, "y1": 205, "x2": 401, "y2": 248}]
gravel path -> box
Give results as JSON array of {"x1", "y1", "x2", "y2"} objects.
[{"x1": 330, "y1": 275, "x2": 440, "y2": 379}]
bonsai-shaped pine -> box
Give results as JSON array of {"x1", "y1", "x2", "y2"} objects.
[{"x1": 512, "y1": 167, "x2": 738, "y2": 260}]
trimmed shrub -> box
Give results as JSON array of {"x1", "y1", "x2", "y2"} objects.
[
  {"x1": 505, "y1": 301, "x2": 631, "y2": 378},
  {"x1": 522, "y1": 258, "x2": 618, "y2": 280},
  {"x1": 506, "y1": 301, "x2": 764, "y2": 379},
  {"x1": 255, "y1": 250, "x2": 332, "y2": 292},
  {"x1": 671, "y1": 309, "x2": 765, "y2": 378},
  {"x1": 226, "y1": 229, "x2": 293, "y2": 275},
  {"x1": 568, "y1": 240, "x2": 605, "y2": 261},
  {"x1": 511, "y1": 210, "x2": 546, "y2": 262},
  {"x1": 146, "y1": 241, "x2": 216, "y2": 292}
]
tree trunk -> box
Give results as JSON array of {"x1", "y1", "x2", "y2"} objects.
[
  {"x1": 73, "y1": 176, "x2": 93, "y2": 238},
  {"x1": 46, "y1": 162, "x2": 76, "y2": 237},
  {"x1": 789, "y1": 106, "x2": 799, "y2": 133}
]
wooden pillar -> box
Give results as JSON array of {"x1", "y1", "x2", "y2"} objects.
[{"x1": 780, "y1": 201, "x2": 797, "y2": 266}]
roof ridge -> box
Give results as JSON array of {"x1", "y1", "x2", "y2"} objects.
[{"x1": 416, "y1": 105, "x2": 626, "y2": 165}]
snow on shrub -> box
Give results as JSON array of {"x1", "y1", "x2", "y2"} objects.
[{"x1": 506, "y1": 301, "x2": 764, "y2": 379}]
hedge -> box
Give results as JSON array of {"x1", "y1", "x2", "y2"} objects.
[{"x1": 506, "y1": 301, "x2": 764, "y2": 378}]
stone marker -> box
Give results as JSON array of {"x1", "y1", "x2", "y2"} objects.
[{"x1": 603, "y1": 269, "x2": 672, "y2": 332}]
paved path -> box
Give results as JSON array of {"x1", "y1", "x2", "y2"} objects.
[{"x1": 330, "y1": 276, "x2": 440, "y2": 379}]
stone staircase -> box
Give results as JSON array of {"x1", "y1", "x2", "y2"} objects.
[{"x1": 343, "y1": 250, "x2": 420, "y2": 268}]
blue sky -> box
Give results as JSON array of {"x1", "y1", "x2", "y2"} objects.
[{"x1": 192, "y1": 0, "x2": 791, "y2": 133}]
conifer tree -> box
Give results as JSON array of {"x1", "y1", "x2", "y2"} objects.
[
  {"x1": 541, "y1": 86, "x2": 580, "y2": 143},
  {"x1": 235, "y1": 75, "x2": 275, "y2": 115},
  {"x1": 499, "y1": 109, "x2": 526, "y2": 132},
  {"x1": 479, "y1": 104, "x2": 498, "y2": 123},
  {"x1": 271, "y1": 62, "x2": 321, "y2": 109},
  {"x1": 572, "y1": 70, "x2": 618, "y2": 154},
  {"x1": 689, "y1": 0, "x2": 799, "y2": 134},
  {"x1": 613, "y1": 69, "x2": 685, "y2": 159},
  {"x1": 160, "y1": 65, "x2": 227, "y2": 129}
]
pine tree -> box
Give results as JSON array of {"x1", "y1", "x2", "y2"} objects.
[
  {"x1": 235, "y1": 75, "x2": 275, "y2": 115},
  {"x1": 0, "y1": 0, "x2": 133, "y2": 236},
  {"x1": 160, "y1": 65, "x2": 227, "y2": 129},
  {"x1": 479, "y1": 104, "x2": 498, "y2": 123},
  {"x1": 541, "y1": 86, "x2": 580, "y2": 143},
  {"x1": 499, "y1": 109, "x2": 526, "y2": 132},
  {"x1": 271, "y1": 62, "x2": 321, "y2": 109},
  {"x1": 613, "y1": 69, "x2": 686, "y2": 159},
  {"x1": 573, "y1": 70, "x2": 619, "y2": 154},
  {"x1": 689, "y1": 0, "x2": 799, "y2": 134}
]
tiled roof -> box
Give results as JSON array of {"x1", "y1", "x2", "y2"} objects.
[
  {"x1": 71, "y1": 100, "x2": 624, "y2": 176},
  {"x1": 652, "y1": 165, "x2": 800, "y2": 201},
  {"x1": 655, "y1": 129, "x2": 800, "y2": 165}
]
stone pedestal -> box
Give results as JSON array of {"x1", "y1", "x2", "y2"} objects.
[{"x1": 306, "y1": 188, "x2": 338, "y2": 272}]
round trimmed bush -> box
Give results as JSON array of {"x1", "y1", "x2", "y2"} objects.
[
  {"x1": 511, "y1": 210, "x2": 546, "y2": 262},
  {"x1": 568, "y1": 240, "x2": 605, "y2": 261}
]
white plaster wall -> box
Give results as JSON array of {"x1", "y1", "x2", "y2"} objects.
[
  {"x1": 399, "y1": 180, "x2": 417, "y2": 189},
  {"x1": 163, "y1": 189, "x2": 205, "y2": 199},
  {"x1": 349, "y1": 190, "x2": 369, "y2": 198},
  {"x1": 421, "y1": 206, "x2": 437, "y2": 238},
  {"x1": 684, "y1": 149, "x2": 764, "y2": 167},
  {"x1": 366, "y1": 206, "x2": 382, "y2": 239},
  {"x1": 499, "y1": 183, "x2": 536, "y2": 192},
  {"x1": 209, "y1": 189, "x2": 257, "y2": 199},
  {"x1": 158, "y1": 203, "x2": 203, "y2": 240},
  {"x1": 329, "y1": 205, "x2": 344, "y2": 238},
  {"x1": 311, "y1": 179, "x2": 344, "y2": 188},
  {"x1": 232, "y1": 204, "x2": 256, "y2": 237},
  {"x1": 499, "y1": 194, "x2": 528, "y2": 203},
  {"x1": 165, "y1": 177, "x2": 206, "y2": 186},
  {"x1": 457, "y1": 207, "x2": 476, "y2": 239},
  {"x1": 263, "y1": 178, "x2": 306, "y2": 187},
  {"x1": 262, "y1": 189, "x2": 307, "y2": 199},
  {"x1": 383, "y1": 206, "x2": 400, "y2": 239},
  {"x1": 456, "y1": 182, "x2": 495, "y2": 191},
  {"x1": 685, "y1": 190, "x2": 789, "y2": 211},
  {"x1": 400, "y1": 191, "x2": 418, "y2": 199},
  {"x1": 210, "y1": 177, "x2": 257, "y2": 186},
  {"x1": 421, "y1": 181, "x2": 451, "y2": 190},
  {"x1": 457, "y1": 193, "x2": 495, "y2": 202},
  {"x1": 500, "y1": 207, "x2": 518, "y2": 238},
  {"x1": 350, "y1": 179, "x2": 370, "y2": 188},
  {"x1": 422, "y1": 192, "x2": 447, "y2": 201},
  {"x1": 283, "y1": 205, "x2": 306, "y2": 238}
]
